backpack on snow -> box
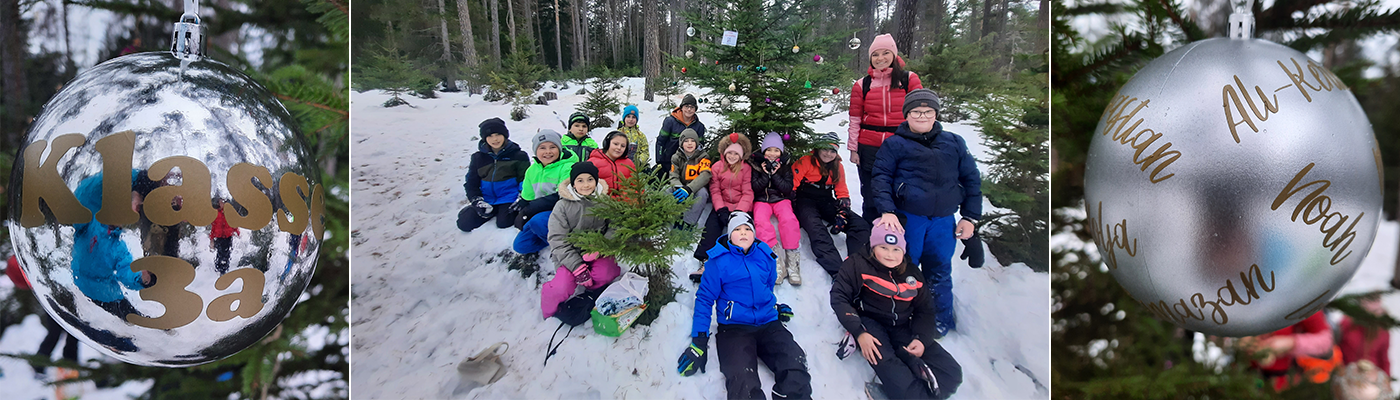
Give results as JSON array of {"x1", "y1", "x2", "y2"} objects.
[{"x1": 544, "y1": 288, "x2": 603, "y2": 367}]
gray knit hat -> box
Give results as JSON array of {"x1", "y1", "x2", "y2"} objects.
[
  {"x1": 532, "y1": 129, "x2": 564, "y2": 153},
  {"x1": 903, "y1": 89, "x2": 942, "y2": 116}
]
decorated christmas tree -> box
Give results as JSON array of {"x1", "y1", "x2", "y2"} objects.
[{"x1": 673, "y1": 0, "x2": 853, "y2": 153}]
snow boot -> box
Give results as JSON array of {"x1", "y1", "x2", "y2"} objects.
[
  {"x1": 452, "y1": 342, "x2": 509, "y2": 396},
  {"x1": 775, "y1": 249, "x2": 788, "y2": 284},
  {"x1": 865, "y1": 382, "x2": 891, "y2": 400},
  {"x1": 836, "y1": 332, "x2": 857, "y2": 360},
  {"x1": 689, "y1": 259, "x2": 705, "y2": 283},
  {"x1": 785, "y1": 249, "x2": 802, "y2": 286}
]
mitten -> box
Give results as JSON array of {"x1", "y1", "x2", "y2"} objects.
[{"x1": 960, "y1": 232, "x2": 985, "y2": 269}]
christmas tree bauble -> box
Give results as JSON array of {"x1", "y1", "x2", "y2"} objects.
[
  {"x1": 791, "y1": 45, "x2": 800, "y2": 53},
  {"x1": 729, "y1": 83, "x2": 737, "y2": 92},
  {"x1": 9, "y1": 51, "x2": 324, "y2": 366},
  {"x1": 1084, "y1": 37, "x2": 1382, "y2": 336},
  {"x1": 687, "y1": 26, "x2": 696, "y2": 37},
  {"x1": 685, "y1": 50, "x2": 694, "y2": 59},
  {"x1": 848, "y1": 37, "x2": 861, "y2": 50}
]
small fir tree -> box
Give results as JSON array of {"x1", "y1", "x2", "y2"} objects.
[
  {"x1": 354, "y1": 44, "x2": 435, "y2": 107},
  {"x1": 569, "y1": 170, "x2": 701, "y2": 326},
  {"x1": 578, "y1": 67, "x2": 624, "y2": 129}
]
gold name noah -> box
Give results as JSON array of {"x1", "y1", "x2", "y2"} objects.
[{"x1": 17, "y1": 131, "x2": 325, "y2": 238}]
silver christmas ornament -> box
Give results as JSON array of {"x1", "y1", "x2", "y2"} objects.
[
  {"x1": 687, "y1": 26, "x2": 696, "y2": 37},
  {"x1": 685, "y1": 50, "x2": 694, "y2": 59},
  {"x1": 1084, "y1": 14, "x2": 1381, "y2": 337},
  {"x1": 848, "y1": 37, "x2": 861, "y2": 50},
  {"x1": 9, "y1": 29, "x2": 323, "y2": 365}
]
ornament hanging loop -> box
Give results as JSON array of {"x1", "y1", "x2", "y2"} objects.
[
  {"x1": 171, "y1": 0, "x2": 205, "y2": 60},
  {"x1": 1228, "y1": 0, "x2": 1255, "y2": 39}
]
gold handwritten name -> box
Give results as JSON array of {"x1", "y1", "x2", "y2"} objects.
[
  {"x1": 1086, "y1": 201, "x2": 1136, "y2": 270},
  {"x1": 1270, "y1": 163, "x2": 1362, "y2": 265},
  {"x1": 1222, "y1": 75, "x2": 1279, "y2": 143},
  {"x1": 1137, "y1": 264, "x2": 1276, "y2": 326},
  {"x1": 1277, "y1": 57, "x2": 1348, "y2": 103},
  {"x1": 1099, "y1": 95, "x2": 1181, "y2": 183}
]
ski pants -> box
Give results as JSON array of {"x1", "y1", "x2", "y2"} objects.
[
  {"x1": 903, "y1": 212, "x2": 958, "y2": 331},
  {"x1": 457, "y1": 202, "x2": 518, "y2": 232},
  {"x1": 695, "y1": 207, "x2": 732, "y2": 261},
  {"x1": 861, "y1": 316, "x2": 962, "y2": 400},
  {"x1": 794, "y1": 197, "x2": 871, "y2": 276},
  {"x1": 753, "y1": 200, "x2": 800, "y2": 251},
  {"x1": 855, "y1": 144, "x2": 882, "y2": 223},
  {"x1": 36, "y1": 313, "x2": 79, "y2": 373},
  {"x1": 512, "y1": 194, "x2": 560, "y2": 230},
  {"x1": 716, "y1": 321, "x2": 812, "y2": 400},
  {"x1": 539, "y1": 257, "x2": 621, "y2": 319},
  {"x1": 513, "y1": 211, "x2": 551, "y2": 255},
  {"x1": 681, "y1": 189, "x2": 711, "y2": 227}
]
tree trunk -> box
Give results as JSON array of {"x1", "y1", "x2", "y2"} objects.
[
  {"x1": 506, "y1": 0, "x2": 518, "y2": 54},
  {"x1": 437, "y1": 0, "x2": 460, "y2": 91},
  {"x1": 1, "y1": 0, "x2": 29, "y2": 149},
  {"x1": 1037, "y1": 0, "x2": 1048, "y2": 54},
  {"x1": 491, "y1": 0, "x2": 501, "y2": 64},
  {"x1": 555, "y1": 0, "x2": 564, "y2": 70},
  {"x1": 981, "y1": 0, "x2": 995, "y2": 39},
  {"x1": 893, "y1": 0, "x2": 920, "y2": 55},
  {"x1": 644, "y1": 0, "x2": 660, "y2": 102},
  {"x1": 457, "y1": 0, "x2": 479, "y2": 69},
  {"x1": 862, "y1": 0, "x2": 876, "y2": 69}
]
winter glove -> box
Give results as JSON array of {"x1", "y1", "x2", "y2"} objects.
[
  {"x1": 677, "y1": 334, "x2": 709, "y2": 376},
  {"x1": 838, "y1": 197, "x2": 852, "y2": 210},
  {"x1": 472, "y1": 198, "x2": 493, "y2": 218},
  {"x1": 776, "y1": 304, "x2": 793, "y2": 322},
  {"x1": 507, "y1": 198, "x2": 527, "y2": 215},
  {"x1": 674, "y1": 187, "x2": 691, "y2": 202},
  {"x1": 829, "y1": 210, "x2": 849, "y2": 235},
  {"x1": 716, "y1": 207, "x2": 732, "y2": 225},
  {"x1": 573, "y1": 264, "x2": 594, "y2": 286},
  {"x1": 960, "y1": 231, "x2": 985, "y2": 268},
  {"x1": 583, "y1": 252, "x2": 600, "y2": 262}
]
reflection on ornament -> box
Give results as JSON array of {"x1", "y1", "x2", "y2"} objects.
[
  {"x1": 687, "y1": 26, "x2": 696, "y2": 37},
  {"x1": 1084, "y1": 37, "x2": 1382, "y2": 337},
  {"x1": 685, "y1": 50, "x2": 694, "y2": 59},
  {"x1": 792, "y1": 45, "x2": 800, "y2": 53},
  {"x1": 729, "y1": 83, "x2": 737, "y2": 92},
  {"x1": 10, "y1": 52, "x2": 323, "y2": 367},
  {"x1": 848, "y1": 37, "x2": 861, "y2": 50}
]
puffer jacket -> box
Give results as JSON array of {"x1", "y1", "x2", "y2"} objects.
[
  {"x1": 830, "y1": 250, "x2": 938, "y2": 340},
  {"x1": 872, "y1": 121, "x2": 981, "y2": 220},
  {"x1": 691, "y1": 236, "x2": 780, "y2": 337},
  {"x1": 709, "y1": 159, "x2": 754, "y2": 213},
  {"x1": 792, "y1": 153, "x2": 850, "y2": 201},
  {"x1": 618, "y1": 125, "x2": 650, "y2": 167},
  {"x1": 73, "y1": 172, "x2": 146, "y2": 303},
  {"x1": 670, "y1": 147, "x2": 713, "y2": 194},
  {"x1": 561, "y1": 133, "x2": 599, "y2": 163},
  {"x1": 465, "y1": 140, "x2": 530, "y2": 205},
  {"x1": 547, "y1": 180, "x2": 611, "y2": 270},
  {"x1": 848, "y1": 67, "x2": 924, "y2": 150},
  {"x1": 587, "y1": 148, "x2": 638, "y2": 190},
  {"x1": 659, "y1": 107, "x2": 706, "y2": 139},
  {"x1": 749, "y1": 152, "x2": 795, "y2": 203},
  {"x1": 520, "y1": 149, "x2": 579, "y2": 201}
]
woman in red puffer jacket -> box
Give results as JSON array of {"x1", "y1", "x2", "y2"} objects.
[{"x1": 848, "y1": 33, "x2": 923, "y2": 222}]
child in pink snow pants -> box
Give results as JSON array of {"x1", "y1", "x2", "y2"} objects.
[
  {"x1": 751, "y1": 132, "x2": 803, "y2": 285},
  {"x1": 540, "y1": 162, "x2": 622, "y2": 318}
]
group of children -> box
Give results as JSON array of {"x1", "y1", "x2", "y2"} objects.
[{"x1": 456, "y1": 84, "x2": 978, "y2": 398}]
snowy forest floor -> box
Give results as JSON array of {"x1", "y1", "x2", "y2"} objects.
[{"x1": 348, "y1": 78, "x2": 1049, "y2": 399}]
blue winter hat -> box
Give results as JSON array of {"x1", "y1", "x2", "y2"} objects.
[
  {"x1": 621, "y1": 105, "x2": 640, "y2": 121},
  {"x1": 479, "y1": 117, "x2": 509, "y2": 139}
]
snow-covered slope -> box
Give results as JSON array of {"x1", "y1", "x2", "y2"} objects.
[{"x1": 349, "y1": 78, "x2": 1050, "y2": 399}]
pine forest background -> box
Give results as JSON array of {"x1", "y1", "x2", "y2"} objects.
[
  {"x1": 1054, "y1": 0, "x2": 1400, "y2": 398},
  {"x1": 0, "y1": 0, "x2": 349, "y2": 398},
  {"x1": 350, "y1": 0, "x2": 1051, "y2": 271}
]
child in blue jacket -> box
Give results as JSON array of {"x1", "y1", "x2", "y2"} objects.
[
  {"x1": 871, "y1": 89, "x2": 981, "y2": 337},
  {"x1": 678, "y1": 212, "x2": 811, "y2": 399},
  {"x1": 457, "y1": 117, "x2": 530, "y2": 232}
]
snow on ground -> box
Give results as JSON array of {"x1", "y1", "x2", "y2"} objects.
[{"x1": 349, "y1": 78, "x2": 1050, "y2": 399}]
